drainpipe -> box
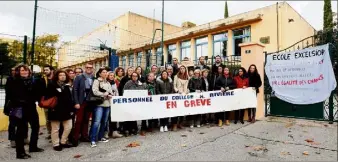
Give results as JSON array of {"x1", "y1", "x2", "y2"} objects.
[{"x1": 276, "y1": 2, "x2": 279, "y2": 52}]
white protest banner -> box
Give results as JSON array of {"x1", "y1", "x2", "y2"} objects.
[
  {"x1": 265, "y1": 44, "x2": 337, "y2": 105},
  {"x1": 110, "y1": 88, "x2": 257, "y2": 122}
]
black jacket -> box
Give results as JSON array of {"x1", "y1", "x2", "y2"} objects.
[
  {"x1": 248, "y1": 73, "x2": 262, "y2": 94},
  {"x1": 201, "y1": 77, "x2": 212, "y2": 91},
  {"x1": 195, "y1": 64, "x2": 210, "y2": 71},
  {"x1": 3, "y1": 76, "x2": 14, "y2": 116},
  {"x1": 188, "y1": 77, "x2": 203, "y2": 92},
  {"x1": 47, "y1": 82, "x2": 74, "y2": 121},
  {"x1": 35, "y1": 76, "x2": 53, "y2": 101},
  {"x1": 6, "y1": 77, "x2": 39, "y2": 119},
  {"x1": 209, "y1": 74, "x2": 221, "y2": 91},
  {"x1": 172, "y1": 64, "x2": 179, "y2": 77},
  {"x1": 211, "y1": 63, "x2": 225, "y2": 75},
  {"x1": 118, "y1": 76, "x2": 131, "y2": 96},
  {"x1": 156, "y1": 78, "x2": 174, "y2": 95},
  {"x1": 73, "y1": 73, "x2": 95, "y2": 105},
  {"x1": 215, "y1": 75, "x2": 236, "y2": 90},
  {"x1": 139, "y1": 75, "x2": 146, "y2": 83}
]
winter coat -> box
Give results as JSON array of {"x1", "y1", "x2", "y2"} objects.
[
  {"x1": 4, "y1": 76, "x2": 14, "y2": 116},
  {"x1": 201, "y1": 77, "x2": 212, "y2": 91},
  {"x1": 139, "y1": 75, "x2": 147, "y2": 83},
  {"x1": 118, "y1": 76, "x2": 131, "y2": 96},
  {"x1": 234, "y1": 75, "x2": 249, "y2": 88},
  {"x1": 188, "y1": 77, "x2": 203, "y2": 93},
  {"x1": 123, "y1": 80, "x2": 147, "y2": 91},
  {"x1": 173, "y1": 75, "x2": 189, "y2": 94},
  {"x1": 6, "y1": 77, "x2": 39, "y2": 119},
  {"x1": 209, "y1": 74, "x2": 221, "y2": 91},
  {"x1": 47, "y1": 82, "x2": 74, "y2": 121},
  {"x1": 248, "y1": 73, "x2": 262, "y2": 94},
  {"x1": 146, "y1": 81, "x2": 156, "y2": 95},
  {"x1": 156, "y1": 77, "x2": 174, "y2": 95},
  {"x1": 92, "y1": 78, "x2": 113, "y2": 107},
  {"x1": 109, "y1": 80, "x2": 119, "y2": 96},
  {"x1": 211, "y1": 63, "x2": 225, "y2": 75},
  {"x1": 215, "y1": 75, "x2": 236, "y2": 90}
]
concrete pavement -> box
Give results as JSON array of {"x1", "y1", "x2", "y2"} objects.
[{"x1": 0, "y1": 117, "x2": 336, "y2": 161}]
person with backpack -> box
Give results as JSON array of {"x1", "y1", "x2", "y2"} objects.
[{"x1": 72, "y1": 62, "x2": 95, "y2": 146}]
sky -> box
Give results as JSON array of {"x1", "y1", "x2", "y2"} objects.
[{"x1": 0, "y1": 1, "x2": 337, "y2": 43}]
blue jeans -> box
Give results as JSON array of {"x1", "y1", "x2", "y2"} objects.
[{"x1": 90, "y1": 106, "x2": 110, "y2": 142}]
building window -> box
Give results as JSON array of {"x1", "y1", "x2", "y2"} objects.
[
  {"x1": 128, "y1": 54, "x2": 134, "y2": 67},
  {"x1": 137, "y1": 52, "x2": 142, "y2": 67},
  {"x1": 168, "y1": 44, "x2": 176, "y2": 64},
  {"x1": 195, "y1": 37, "x2": 208, "y2": 62},
  {"x1": 156, "y1": 47, "x2": 163, "y2": 66},
  {"x1": 233, "y1": 27, "x2": 251, "y2": 56},
  {"x1": 181, "y1": 41, "x2": 191, "y2": 60},
  {"x1": 122, "y1": 56, "x2": 126, "y2": 69},
  {"x1": 146, "y1": 49, "x2": 151, "y2": 67},
  {"x1": 213, "y1": 33, "x2": 228, "y2": 59}
]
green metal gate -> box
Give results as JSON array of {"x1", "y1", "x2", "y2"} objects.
[{"x1": 264, "y1": 31, "x2": 338, "y2": 123}]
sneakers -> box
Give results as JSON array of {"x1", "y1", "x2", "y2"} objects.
[
  {"x1": 196, "y1": 125, "x2": 201, "y2": 128},
  {"x1": 99, "y1": 138, "x2": 109, "y2": 143},
  {"x1": 160, "y1": 126, "x2": 164, "y2": 132},
  {"x1": 112, "y1": 131, "x2": 123, "y2": 138},
  {"x1": 225, "y1": 120, "x2": 230, "y2": 126},
  {"x1": 190, "y1": 125, "x2": 194, "y2": 128},
  {"x1": 10, "y1": 140, "x2": 16, "y2": 148},
  {"x1": 104, "y1": 131, "x2": 109, "y2": 139},
  {"x1": 218, "y1": 120, "x2": 223, "y2": 127},
  {"x1": 164, "y1": 126, "x2": 168, "y2": 132},
  {"x1": 90, "y1": 142, "x2": 97, "y2": 148}
]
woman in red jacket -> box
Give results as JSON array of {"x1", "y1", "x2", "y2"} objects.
[{"x1": 233, "y1": 67, "x2": 249, "y2": 124}]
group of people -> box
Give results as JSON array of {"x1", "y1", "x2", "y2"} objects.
[{"x1": 3, "y1": 55, "x2": 262, "y2": 159}]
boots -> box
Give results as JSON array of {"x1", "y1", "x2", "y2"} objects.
[
  {"x1": 251, "y1": 116, "x2": 256, "y2": 123},
  {"x1": 225, "y1": 120, "x2": 230, "y2": 126},
  {"x1": 172, "y1": 124, "x2": 178, "y2": 132},
  {"x1": 218, "y1": 120, "x2": 223, "y2": 127},
  {"x1": 112, "y1": 131, "x2": 123, "y2": 138},
  {"x1": 248, "y1": 117, "x2": 252, "y2": 123}
]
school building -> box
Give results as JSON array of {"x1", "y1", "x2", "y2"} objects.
[{"x1": 58, "y1": 2, "x2": 316, "y2": 71}]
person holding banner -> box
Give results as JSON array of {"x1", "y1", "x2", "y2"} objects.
[
  {"x1": 118, "y1": 67, "x2": 134, "y2": 96},
  {"x1": 247, "y1": 64, "x2": 262, "y2": 123},
  {"x1": 173, "y1": 65, "x2": 190, "y2": 130},
  {"x1": 233, "y1": 67, "x2": 249, "y2": 124},
  {"x1": 156, "y1": 71, "x2": 175, "y2": 132},
  {"x1": 210, "y1": 66, "x2": 224, "y2": 94},
  {"x1": 215, "y1": 67, "x2": 236, "y2": 127},
  {"x1": 201, "y1": 69, "x2": 213, "y2": 125},
  {"x1": 90, "y1": 67, "x2": 113, "y2": 148},
  {"x1": 123, "y1": 72, "x2": 147, "y2": 136},
  {"x1": 188, "y1": 69, "x2": 203, "y2": 128},
  {"x1": 141, "y1": 72, "x2": 157, "y2": 135}
]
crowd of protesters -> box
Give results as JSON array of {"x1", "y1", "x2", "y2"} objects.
[{"x1": 3, "y1": 55, "x2": 262, "y2": 159}]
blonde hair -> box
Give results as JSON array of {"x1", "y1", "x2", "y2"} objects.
[
  {"x1": 194, "y1": 69, "x2": 201, "y2": 74},
  {"x1": 201, "y1": 69, "x2": 209, "y2": 75}
]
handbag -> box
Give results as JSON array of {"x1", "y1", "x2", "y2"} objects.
[
  {"x1": 39, "y1": 96, "x2": 58, "y2": 109},
  {"x1": 86, "y1": 81, "x2": 105, "y2": 106},
  {"x1": 9, "y1": 107, "x2": 23, "y2": 119}
]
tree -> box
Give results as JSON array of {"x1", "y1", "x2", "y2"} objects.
[
  {"x1": 224, "y1": 1, "x2": 229, "y2": 18},
  {"x1": 8, "y1": 34, "x2": 59, "y2": 68},
  {"x1": 323, "y1": 0, "x2": 333, "y2": 31},
  {"x1": 0, "y1": 41, "x2": 17, "y2": 77}
]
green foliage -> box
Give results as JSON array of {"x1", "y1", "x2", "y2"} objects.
[
  {"x1": 224, "y1": 1, "x2": 229, "y2": 18},
  {"x1": 0, "y1": 41, "x2": 17, "y2": 76},
  {"x1": 8, "y1": 34, "x2": 59, "y2": 68},
  {"x1": 323, "y1": 0, "x2": 333, "y2": 31}
]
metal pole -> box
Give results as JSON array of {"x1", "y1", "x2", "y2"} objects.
[
  {"x1": 23, "y1": 35, "x2": 27, "y2": 64},
  {"x1": 161, "y1": 0, "x2": 164, "y2": 66},
  {"x1": 30, "y1": 0, "x2": 38, "y2": 70}
]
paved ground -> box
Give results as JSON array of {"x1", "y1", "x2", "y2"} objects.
[{"x1": 0, "y1": 117, "x2": 337, "y2": 161}]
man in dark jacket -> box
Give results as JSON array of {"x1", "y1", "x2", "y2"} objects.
[
  {"x1": 211, "y1": 55, "x2": 225, "y2": 76},
  {"x1": 72, "y1": 62, "x2": 95, "y2": 146},
  {"x1": 36, "y1": 65, "x2": 54, "y2": 140},
  {"x1": 172, "y1": 58, "x2": 179, "y2": 77},
  {"x1": 195, "y1": 56, "x2": 210, "y2": 71}
]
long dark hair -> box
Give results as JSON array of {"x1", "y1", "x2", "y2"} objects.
[
  {"x1": 53, "y1": 70, "x2": 70, "y2": 83},
  {"x1": 247, "y1": 64, "x2": 259, "y2": 77},
  {"x1": 14, "y1": 64, "x2": 31, "y2": 79},
  {"x1": 96, "y1": 67, "x2": 108, "y2": 78},
  {"x1": 115, "y1": 67, "x2": 125, "y2": 77},
  {"x1": 160, "y1": 70, "x2": 169, "y2": 80},
  {"x1": 131, "y1": 72, "x2": 140, "y2": 81},
  {"x1": 237, "y1": 67, "x2": 247, "y2": 77},
  {"x1": 135, "y1": 66, "x2": 143, "y2": 75},
  {"x1": 177, "y1": 65, "x2": 188, "y2": 80}
]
